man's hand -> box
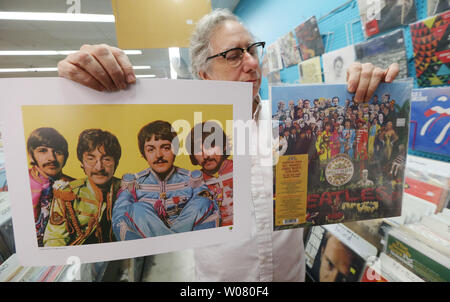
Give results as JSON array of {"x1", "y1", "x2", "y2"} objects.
[
  {"x1": 347, "y1": 62, "x2": 399, "y2": 103},
  {"x1": 57, "y1": 44, "x2": 136, "y2": 92}
]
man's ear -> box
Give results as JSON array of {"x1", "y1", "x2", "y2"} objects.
[{"x1": 198, "y1": 70, "x2": 210, "y2": 80}]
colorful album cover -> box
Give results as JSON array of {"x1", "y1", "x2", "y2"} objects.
[
  {"x1": 410, "y1": 11, "x2": 450, "y2": 87},
  {"x1": 298, "y1": 57, "x2": 323, "y2": 84},
  {"x1": 409, "y1": 87, "x2": 449, "y2": 156},
  {"x1": 278, "y1": 32, "x2": 302, "y2": 68},
  {"x1": 271, "y1": 82, "x2": 412, "y2": 230},
  {"x1": 355, "y1": 29, "x2": 408, "y2": 79},
  {"x1": 304, "y1": 224, "x2": 377, "y2": 282},
  {"x1": 428, "y1": 0, "x2": 450, "y2": 16},
  {"x1": 294, "y1": 16, "x2": 325, "y2": 61},
  {"x1": 267, "y1": 41, "x2": 283, "y2": 73},
  {"x1": 0, "y1": 78, "x2": 252, "y2": 266},
  {"x1": 322, "y1": 45, "x2": 356, "y2": 83},
  {"x1": 357, "y1": 0, "x2": 417, "y2": 38}
]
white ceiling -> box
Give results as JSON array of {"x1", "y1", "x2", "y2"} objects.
[{"x1": 0, "y1": 0, "x2": 240, "y2": 79}]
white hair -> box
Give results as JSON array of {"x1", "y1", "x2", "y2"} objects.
[{"x1": 189, "y1": 9, "x2": 241, "y2": 79}]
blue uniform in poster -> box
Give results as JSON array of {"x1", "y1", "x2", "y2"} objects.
[
  {"x1": 112, "y1": 167, "x2": 219, "y2": 241},
  {"x1": 340, "y1": 128, "x2": 355, "y2": 158}
]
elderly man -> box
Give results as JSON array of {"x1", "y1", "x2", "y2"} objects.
[{"x1": 57, "y1": 9, "x2": 399, "y2": 281}]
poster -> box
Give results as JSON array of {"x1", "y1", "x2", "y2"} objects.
[
  {"x1": 271, "y1": 82, "x2": 412, "y2": 230},
  {"x1": 298, "y1": 57, "x2": 323, "y2": 84},
  {"x1": 294, "y1": 16, "x2": 325, "y2": 60},
  {"x1": 278, "y1": 32, "x2": 302, "y2": 68},
  {"x1": 410, "y1": 11, "x2": 450, "y2": 87},
  {"x1": 357, "y1": 0, "x2": 417, "y2": 38},
  {"x1": 355, "y1": 29, "x2": 408, "y2": 79},
  {"x1": 322, "y1": 45, "x2": 356, "y2": 83},
  {"x1": 0, "y1": 78, "x2": 252, "y2": 266}
]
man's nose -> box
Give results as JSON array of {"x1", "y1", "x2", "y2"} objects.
[
  {"x1": 48, "y1": 151, "x2": 56, "y2": 161},
  {"x1": 94, "y1": 158, "x2": 103, "y2": 170},
  {"x1": 241, "y1": 51, "x2": 259, "y2": 72}
]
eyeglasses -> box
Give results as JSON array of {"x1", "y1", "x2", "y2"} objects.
[
  {"x1": 206, "y1": 41, "x2": 265, "y2": 68},
  {"x1": 84, "y1": 155, "x2": 115, "y2": 168}
]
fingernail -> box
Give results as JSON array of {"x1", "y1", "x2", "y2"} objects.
[{"x1": 127, "y1": 74, "x2": 136, "y2": 83}]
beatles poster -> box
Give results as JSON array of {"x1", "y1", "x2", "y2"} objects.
[
  {"x1": 410, "y1": 10, "x2": 450, "y2": 87},
  {"x1": 271, "y1": 81, "x2": 412, "y2": 230},
  {"x1": 0, "y1": 78, "x2": 252, "y2": 266}
]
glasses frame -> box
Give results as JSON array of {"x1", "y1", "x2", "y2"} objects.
[{"x1": 206, "y1": 41, "x2": 266, "y2": 66}]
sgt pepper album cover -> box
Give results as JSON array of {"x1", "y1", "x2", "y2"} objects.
[
  {"x1": 271, "y1": 81, "x2": 412, "y2": 230},
  {"x1": 0, "y1": 78, "x2": 252, "y2": 266}
]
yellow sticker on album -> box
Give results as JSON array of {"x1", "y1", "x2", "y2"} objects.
[{"x1": 275, "y1": 154, "x2": 308, "y2": 227}]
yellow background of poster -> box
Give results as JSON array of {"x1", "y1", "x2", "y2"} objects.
[
  {"x1": 22, "y1": 104, "x2": 233, "y2": 179},
  {"x1": 275, "y1": 154, "x2": 308, "y2": 227}
]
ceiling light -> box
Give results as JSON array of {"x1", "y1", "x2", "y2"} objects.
[
  {"x1": 0, "y1": 11, "x2": 115, "y2": 22},
  {"x1": 0, "y1": 67, "x2": 58, "y2": 73},
  {"x1": 132, "y1": 66, "x2": 151, "y2": 70},
  {"x1": 0, "y1": 50, "x2": 142, "y2": 56},
  {"x1": 0, "y1": 65, "x2": 150, "y2": 73},
  {"x1": 136, "y1": 75, "x2": 156, "y2": 78}
]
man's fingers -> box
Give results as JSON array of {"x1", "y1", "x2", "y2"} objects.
[
  {"x1": 354, "y1": 63, "x2": 374, "y2": 103},
  {"x1": 66, "y1": 51, "x2": 116, "y2": 92},
  {"x1": 111, "y1": 47, "x2": 136, "y2": 84},
  {"x1": 83, "y1": 44, "x2": 127, "y2": 90},
  {"x1": 384, "y1": 63, "x2": 400, "y2": 82},
  {"x1": 364, "y1": 67, "x2": 385, "y2": 102},
  {"x1": 58, "y1": 60, "x2": 106, "y2": 92},
  {"x1": 346, "y1": 62, "x2": 362, "y2": 94}
]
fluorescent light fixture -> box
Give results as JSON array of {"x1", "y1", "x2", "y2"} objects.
[
  {"x1": 0, "y1": 50, "x2": 142, "y2": 56},
  {"x1": 0, "y1": 11, "x2": 115, "y2": 22},
  {"x1": 132, "y1": 66, "x2": 151, "y2": 70},
  {"x1": 169, "y1": 47, "x2": 180, "y2": 80},
  {"x1": 0, "y1": 65, "x2": 150, "y2": 73},
  {"x1": 0, "y1": 67, "x2": 58, "y2": 73},
  {"x1": 136, "y1": 75, "x2": 156, "y2": 78}
]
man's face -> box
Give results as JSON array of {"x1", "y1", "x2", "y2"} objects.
[
  {"x1": 31, "y1": 146, "x2": 65, "y2": 178},
  {"x1": 194, "y1": 144, "x2": 225, "y2": 175},
  {"x1": 304, "y1": 101, "x2": 310, "y2": 108},
  {"x1": 82, "y1": 145, "x2": 115, "y2": 187},
  {"x1": 144, "y1": 135, "x2": 175, "y2": 177},
  {"x1": 334, "y1": 60, "x2": 343, "y2": 76},
  {"x1": 319, "y1": 236, "x2": 354, "y2": 282},
  {"x1": 200, "y1": 20, "x2": 261, "y2": 98}
]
